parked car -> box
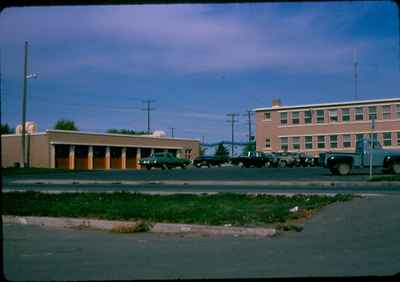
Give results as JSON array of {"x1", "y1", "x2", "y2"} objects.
[
  {"x1": 138, "y1": 152, "x2": 191, "y2": 170},
  {"x1": 274, "y1": 152, "x2": 297, "y2": 168},
  {"x1": 321, "y1": 138, "x2": 400, "y2": 175},
  {"x1": 193, "y1": 155, "x2": 227, "y2": 168},
  {"x1": 231, "y1": 151, "x2": 277, "y2": 168}
]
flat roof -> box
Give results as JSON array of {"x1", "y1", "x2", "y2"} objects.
[
  {"x1": 45, "y1": 129, "x2": 200, "y2": 142},
  {"x1": 253, "y1": 97, "x2": 400, "y2": 112}
]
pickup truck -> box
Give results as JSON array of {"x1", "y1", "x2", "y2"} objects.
[
  {"x1": 138, "y1": 152, "x2": 191, "y2": 170},
  {"x1": 320, "y1": 138, "x2": 400, "y2": 176},
  {"x1": 230, "y1": 151, "x2": 277, "y2": 168}
]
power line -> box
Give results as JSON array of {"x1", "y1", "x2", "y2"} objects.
[
  {"x1": 141, "y1": 99, "x2": 155, "y2": 133},
  {"x1": 226, "y1": 113, "x2": 239, "y2": 157}
]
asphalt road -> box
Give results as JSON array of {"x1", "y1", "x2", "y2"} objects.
[
  {"x1": 4, "y1": 195, "x2": 400, "y2": 280},
  {"x1": 2, "y1": 167, "x2": 388, "y2": 182},
  {"x1": 3, "y1": 167, "x2": 400, "y2": 195}
]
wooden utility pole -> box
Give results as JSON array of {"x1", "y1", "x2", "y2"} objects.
[{"x1": 21, "y1": 41, "x2": 28, "y2": 168}]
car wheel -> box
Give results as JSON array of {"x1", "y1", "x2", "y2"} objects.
[
  {"x1": 265, "y1": 161, "x2": 271, "y2": 168},
  {"x1": 181, "y1": 164, "x2": 186, "y2": 169},
  {"x1": 145, "y1": 165, "x2": 151, "y2": 170},
  {"x1": 238, "y1": 162, "x2": 244, "y2": 168},
  {"x1": 207, "y1": 163, "x2": 211, "y2": 168},
  {"x1": 392, "y1": 161, "x2": 400, "y2": 174},
  {"x1": 279, "y1": 161, "x2": 287, "y2": 168},
  {"x1": 195, "y1": 164, "x2": 201, "y2": 168},
  {"x1": 337, "y1": 163, "x2": 352, "y2": 176},
  {"x1": 161, "y1": 164, "x2": 168, "y2": 170}
]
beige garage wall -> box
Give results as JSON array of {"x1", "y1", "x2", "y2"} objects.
[{"x1": 1, "y1": 134, "x2": 49, "y2": 168}]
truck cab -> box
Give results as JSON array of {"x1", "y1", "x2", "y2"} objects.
[{"x1": 322, "y1": 138, "x2": 400, "y2": 176}]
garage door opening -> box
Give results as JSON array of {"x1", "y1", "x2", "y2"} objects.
[
  {"x1": 93, "y1": 146, "x2": 106, "y2": 169},
  {"x1": 75, "y1": 145, "x2": 88, "y2": 170},
  {"x1": 126, "y1": 148, "x2": 137, "y2": 169},
  {"x1": 110, "y1": 147, "x2": 122, "y2": 169},
  {"x1": 55, "y1": 144, "x2": 69, "y2": 169}
]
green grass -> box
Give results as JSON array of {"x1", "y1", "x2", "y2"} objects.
[
  {"x1": 2, "y1": 192, "x2": 353, "y2": 226},
  {"x1": 369, "y1": 175, "x2": 400, "y2": 182}
]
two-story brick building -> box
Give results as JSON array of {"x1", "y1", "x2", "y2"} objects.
[{"x1": 255, "y1": 97, "x2": 400, "y2": 156}]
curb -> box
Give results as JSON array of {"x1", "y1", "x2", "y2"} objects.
[
  {"x1": 1, "y1": 189, "x2": 383, "y2": 197},
  {"x1": 2, "y1": 215, "x2": 277, "y2": 237},
  {"x1": 12, "y1": 179, "x2": 400, "y2": 187}
]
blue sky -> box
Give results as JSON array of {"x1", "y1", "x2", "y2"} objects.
[{"x1": 1, "y1": 2, "x2": 399, "y2": 143}]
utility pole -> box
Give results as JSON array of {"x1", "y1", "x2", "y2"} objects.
[
  {"x1": 142, "y1": 100, "x2": 155, "y2": 134},
  {"x1": 353, "y1": 49, "x2": 358, "y2": 100},
  {"x1": 170, "y1": 127, "x2": 175, "y2": 137},
  {"x1": 243, "y1": 110, "x2": 253, "y2": 143},
  {"x1": 21, "y1": 41, "x2": 28, "y2": 168},
  {"x1": 226, "y1": 113, "x2": 239, "y2": 157}
]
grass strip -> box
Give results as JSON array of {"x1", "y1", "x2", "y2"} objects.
[{"x1": 2, "y1": 192, "x2": 352, "y2": 227}]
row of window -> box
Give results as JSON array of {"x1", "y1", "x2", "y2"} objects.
[
  {"x1": 264, "y1": 132, "x2": 400, "y2": 150},
  {"x1": 263, "y1": 104, "x2": 400, "y2": 125}
]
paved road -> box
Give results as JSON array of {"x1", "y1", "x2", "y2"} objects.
[
  {"x1": 2, "y1": 167, "x2": 390, "y2": 182},
  {"x1": 4, "y1": 195, "x2": 400, "y2": 280}
]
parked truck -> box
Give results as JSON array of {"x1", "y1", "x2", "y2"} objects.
[{"x1": 320, "y1": 138, "x2": 400, "y2": 176}]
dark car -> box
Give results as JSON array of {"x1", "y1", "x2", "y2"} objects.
[
  {"x1": 193, "y1": 156, "x2": 227, "y2": 168},
  {"x1": 138, "y1": 152, "x2": 191, "y2": 170},
  {"x1": 231, "y1": 151, "x2": 277, "y2": 168}
]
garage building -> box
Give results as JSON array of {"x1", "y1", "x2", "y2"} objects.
[{"x1": 1, "y1": 130, "x2": 200, "y2": 170}]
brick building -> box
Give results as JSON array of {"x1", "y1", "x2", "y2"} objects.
[{"x1": 255, "y1": 98, "x2": 400, "y2": 156}]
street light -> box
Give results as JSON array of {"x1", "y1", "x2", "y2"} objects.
[{"x1": 20, "y1": 41, "x2": 37, "y2": 168}]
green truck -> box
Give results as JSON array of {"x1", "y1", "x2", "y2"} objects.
[
  {"x1": 138, "y1": 152, "x2": 192, "y2": 170},
  {"x1": 320, "y1": 138, "x2": 400, "y2": 176}
]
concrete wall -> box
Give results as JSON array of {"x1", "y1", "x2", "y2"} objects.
[{"x1": 1, "y1": 134, "x2": 49, "y2": 168}]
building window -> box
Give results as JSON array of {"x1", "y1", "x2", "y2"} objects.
[
  {"x1": 397, "y1": 105, "x2": 400, "y2": 119},
  {"x1": 305, "y1": 136, "x2": 313, "y2": 149},
  {"x1": 292, "y1": 112, "x2": 300, "y2": 125},
  {"x1": 292, "y1": 137, "x2": 300, "y2": 150},
  {"x1": 368, "y1": 106, "x2": 377, "y2": 120},
  {"x1": 304, "y1": 111, "x2": 312, "y2": 124},
  {"x1": 383, "y1": 132, "x2": 392, "y2": 146},
  {"x1": 343, "y1": 134, "x2": 352, "y2": 148},
  {"x1": 355, "y1": 107, "x2": 364, "y2": 121},
  {"x1": 184, "y1": 149, "x2": 192, "y2": 159},
  {"x1": 329, "y1": 109, "x2": 338, "y2": 122},
  {"x1": 280, "y1": 137, "x2": 288, "y2": 151},
  {"x1": 265, "y1": 138, "x2": 271, "y2": 148},
  {"x1": 316, "y1": 110, "x2": 325, "y2": 123},
  {"x1": 382, "y1": 105, "x2": 391, "y2": 120},
  {"x1": 280, "y1": 112, "x2": 288, "y2": 125},
  {"x1": 317, "y1": 136, "x2": 325, "y2": 149},
  {"x1": 330, "y1": 135, "x2": 338, "y2": 148},
  {"x1": 264, "y1": 112, "x2": 271, "y2": 120},
  {"x1": 342, "y1": 109, "x2": 350, "y2": 122}
]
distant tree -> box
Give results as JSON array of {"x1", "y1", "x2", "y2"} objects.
[
  {"x1": 54, "y1": 119, "x2": 78, "y2": 131},
  {"x1": 106, "y1": 129, "x2": 148, "y2": 135},
  {"x1": 242, "y1": 141, "x2": 256, "y2": 155},
  {"x1": 1, "y1": 123, "x2": 14, "y2": 134},
  {"x1": 214, "y1": 143, "x2": 229, "y2": 159}
]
